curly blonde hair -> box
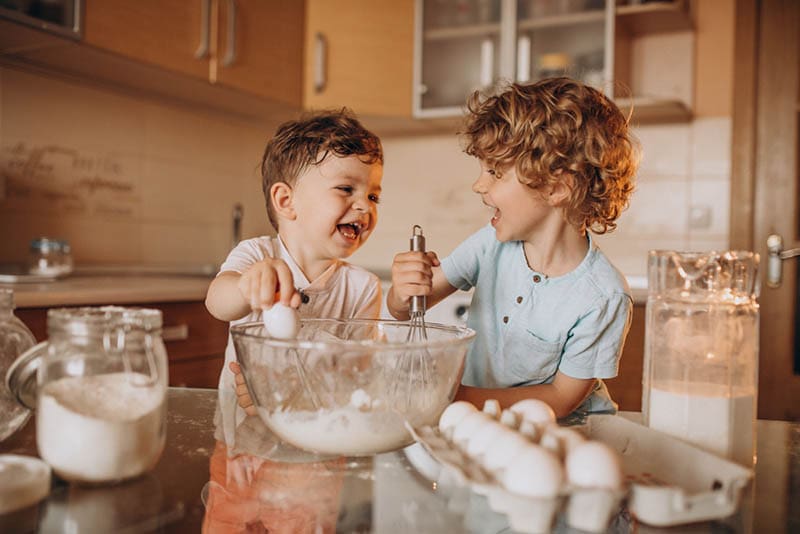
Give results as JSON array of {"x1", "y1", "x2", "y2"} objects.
[
  {"x1": 462, "y1": 77, "x2": 639, "y2": 234},
  {"x1": 261, "y1": 108, "x2": 383, "y2": 231}
]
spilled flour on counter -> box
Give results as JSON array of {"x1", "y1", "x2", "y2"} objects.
[{"x1": 37, "y1": 372, "x2": 165, "y2": 483}]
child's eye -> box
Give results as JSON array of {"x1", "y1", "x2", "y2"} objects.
[
  {"x1": 369, "y1": 194, "x2": 381, "y2": 204},
  {"x1": 336, "y1": 186, "x2": 353, "y2": 194},
  {"x1": 487, "y1": 168, "x2": 498, "y2": 177}
]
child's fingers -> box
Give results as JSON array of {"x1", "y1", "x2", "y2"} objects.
[
  {"x1": 289, "y1": 291, "x2": 302, "y2": 308},
  {"x1": 229, "y1": 361, "x2": 241, "y2": 374},
  {"x1": 426, "y1": 251, "x2": 441, "y2": 267},
  {"x1": 272, "y1": 262, "x2": 297, "y2": 306},
  {"x1": 258, "y1": 267, "x2": 277, "y2": 308}
]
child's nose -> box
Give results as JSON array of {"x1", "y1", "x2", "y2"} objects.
[
  {"x1": 353, "y1": 196, "x2": 369, "y2": 212},
  {"x1": 472, "y1": 176, "x2": 487, "y2": 193}
]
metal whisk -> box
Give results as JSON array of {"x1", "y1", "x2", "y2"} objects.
[{"x1": 391, "y1": 225, "x2": 433, "y2": 410}]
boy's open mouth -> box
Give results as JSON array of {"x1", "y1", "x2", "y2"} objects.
[{"x1": 337, "y1": 222, "x2": 364, "y2": 240}]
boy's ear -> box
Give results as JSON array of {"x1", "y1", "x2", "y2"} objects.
[
  {"x1": 270, "y1": 182, "x2": 297, "y2": 220},
  {"x1": 547, "y1": 172, "x2": 574, "y2": 206}
]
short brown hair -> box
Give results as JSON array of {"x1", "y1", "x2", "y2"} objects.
[
  {"x1": 261, "y1": 109, "x2": 383, "y2": 231},
  {"x1": 462, "y1": 77, "x2": 639, "y2": 234}
]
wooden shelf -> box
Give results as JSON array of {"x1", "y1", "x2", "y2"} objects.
[
  {"x1": 615, "y1": 96, "x2": 692, "y2": 124},
  {"x1": 616, "y1": 1, "x2": 693, "y2": 36},
  {"x1": 424, "y1": 22, "x2": 500, "y2": 41},
  {"x1": 518, "y1": 9, "x2": 605, "y2": 31}
]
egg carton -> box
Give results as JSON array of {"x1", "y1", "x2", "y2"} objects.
[{"x1": 408, "y1": 412, "x2": 753, "y2": 531}]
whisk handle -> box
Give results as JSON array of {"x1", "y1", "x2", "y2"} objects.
[{"x1": 410, "y1": 225, "x2": 426, "y2": 315}]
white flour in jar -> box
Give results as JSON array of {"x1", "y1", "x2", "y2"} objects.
[{"x1": 37, "y1": 372, "x2": 165, "y2": 483}]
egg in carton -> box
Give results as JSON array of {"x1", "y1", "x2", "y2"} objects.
[{"x1": 407, "y1": 399, "x2": 626, "y2": 534}]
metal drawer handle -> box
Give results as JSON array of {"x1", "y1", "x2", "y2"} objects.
[
  {"x1": 222, "y1": 0, "x2": 238, "y2": 67},
  {"x1": 314, "y1": 32, "x2": 328, "y2": 93},
  {"x1": 162, "y1": 324, "x2": 189, "y2": 342},
  {"x1": 767, "y1": 233, "x2": 800, "y2": 288},
  {"x1": 195, "y1": 0, "x2": 211, "y2": 60}
]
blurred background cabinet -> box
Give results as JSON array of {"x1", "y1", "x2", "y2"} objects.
[
  {"x1": 304, "y1": 0, "x2": 415, "y2": 117},
  {"x1": 83, "y1": 0, "x2": 304, "y2": 106},
  {"x1": 415, "y1": 0, "x2": 693, "y2": 122}
]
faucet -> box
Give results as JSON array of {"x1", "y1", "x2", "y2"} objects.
[{"x1": 232, "y1": 203, "x2": 243, "y2": 250}]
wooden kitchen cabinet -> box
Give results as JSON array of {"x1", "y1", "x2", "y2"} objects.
[
  {"x1": 82, "y1": 0, "x2": 209, "y2": 81},
  {"x1": 303, "y1": 0, "x2": 415, "y2": 117},
  {"x1": 83, "y1": 0, "x2": 304, "y2": 106},
  {"x1": 16, "y1": 301, "x2": 228, "y2": 389},
  {"x1": 414, "y1": 0, "x2": 693, "y2": 122}
]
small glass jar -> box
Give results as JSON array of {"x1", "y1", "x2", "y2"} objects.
[
  {"x1": 12, "y1": 306, "x2": 168, "y2": 484},
  {"x1": 0, "y1": 289, "x2": 37, "y2": 442},
  {"x1": 28, "y1": 237, "x2": 73, "y2": 277}
]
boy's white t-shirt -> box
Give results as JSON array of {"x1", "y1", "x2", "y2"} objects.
[{"x1": 214, "y1": 235, "x2": 381, "y2": 450}]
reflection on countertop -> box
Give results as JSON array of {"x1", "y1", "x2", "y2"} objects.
[{"x1": 2, "y1": 388, "x2": 798, "y2": 533}]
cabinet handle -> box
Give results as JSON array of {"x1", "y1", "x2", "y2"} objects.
[
  {"x1": 222, "y1": 0, "x2": 238, "y2": 67},
  {"x1": 313, "y1": 32, "x2": 328, "y2": 93},
  {"x1": 162, "y1": 324, "x2": 190, "y2": 342},
  {"x1": 194, "y1": 0, "x2": 211, "y2": 60},
  {"x1": 480, "y1": 38, "x2": 494, "y2": 87},
  {"x1": 516, "y1": 36, "x2": 531, "y2": 82}
]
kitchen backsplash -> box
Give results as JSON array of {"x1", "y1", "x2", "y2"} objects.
[{"x1": 0, "y1": 66, "x2": 730, "y2": 278}]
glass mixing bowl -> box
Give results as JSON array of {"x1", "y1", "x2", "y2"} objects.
[{"x1": 231, "y1": 318, "x2": 475, "y2": 456}]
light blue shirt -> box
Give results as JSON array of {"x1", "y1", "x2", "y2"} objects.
[{"x1": 440, "y1": 225, "x2": 633, "y2": 414}]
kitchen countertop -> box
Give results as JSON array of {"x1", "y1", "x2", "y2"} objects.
[
  {"x1": 1, "y1": 388, "x2": 797, "y2": 533},
  {"x1": 1, "y1": 271, "x2": 648, "y2": 310},
  {"x1": 1, "y1": 275, "x2": 213, "y2": 308}
]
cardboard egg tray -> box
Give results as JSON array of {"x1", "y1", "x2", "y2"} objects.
[{"x1": 408, "y1": 413, "x2": 753, "y2": 531}]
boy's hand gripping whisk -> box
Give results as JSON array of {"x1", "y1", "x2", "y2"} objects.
[{"x1": 392, "y1": 225, "x2": 432, "y2": 411}]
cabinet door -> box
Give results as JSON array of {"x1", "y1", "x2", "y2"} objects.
[
  {"x1": 416, "y1": 0, "x2": 504, "y2": 116},
  {"x1": 515, "y1": 0, "x2": 610, "y2": 90},
  {"x1": 304, "y1": 0, "x2": 415, "y2": 117},
  {"x1": 83, "y1": 0, "x2": 209, "y2": 81},
  {"x1": 214, "y1": 0, "x2": 304, "y2": 106}
]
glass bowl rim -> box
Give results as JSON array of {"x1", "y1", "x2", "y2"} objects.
[{"x1": 230, "y1": 318, "x2": 476, "y2": 351}]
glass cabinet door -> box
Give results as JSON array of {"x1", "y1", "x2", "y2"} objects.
[
  {"x1": 515, "y1": 0, "x2": 609, "y2": 90},
  {"x1": 414, "y1": 0, "x2": 611, "y2": 117},
  {"x1": 415, "y1": 0, "x2": 504, "y2": 116}
]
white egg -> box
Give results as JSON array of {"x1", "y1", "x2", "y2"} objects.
[
  {"x1": 262, "y1": 303, "x2": 300, "y2": 339},
  {"x1": 452, "y1": 411, "x2": 494, "y2": 447},
  {"x1": 539, "y1": 426, "x2": 587, "y2": 460},
  {"x1": 465, "y1": 420, "x2": 506, "y2": 459},
  {"x1": 501, "y1": 443, "x2": 564, "y2": 498},
  {"x1": 438, "y1": 401, "x2": 478, "y2": 437},
  {"x1": 509, "y1": 399, "x2": 557, "y2": 426},
  {"x1": 482, "y1": 399, "x2": 501, "y2": 419},
  {"x1": 481, "y1": 427, "x2": 530, "y2": 473},
  {"x1": 565, "y1": 441, "x2": 623, "y2": 489}
]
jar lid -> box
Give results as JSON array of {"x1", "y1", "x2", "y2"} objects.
[
  {"x1": 5, "y1": 343, "x2": 42, "y2": 410},
  {"x1": 0, "y1": 455, "x2": 51, "y2": 514},
  {"x1": 29, "y1": 237, "x2": 65, "y2": 254}
]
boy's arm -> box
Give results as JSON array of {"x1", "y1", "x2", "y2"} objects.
[
  {"x1": 454, "y1": 372, "x2": 596, "y2": 419},
  {"x1": 205, "y1": 271, "x2": 251, "y2": 322}
]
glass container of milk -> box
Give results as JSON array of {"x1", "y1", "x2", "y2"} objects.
[
  {"x1": 642, "y1": 250, "x2": 759, "y2": 467},
  {"x1": 13, "y1": 306, "x2": 168, "y2": 484}
]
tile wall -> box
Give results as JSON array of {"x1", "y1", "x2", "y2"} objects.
[{"x1": 1, "y1": 66, "x2": 731, "y2": 280}]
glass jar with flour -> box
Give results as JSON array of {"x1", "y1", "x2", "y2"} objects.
[
  {"x1": 642, "y1": 250, "x2": 759, "y2": 467},
  {"x1": 10, "y1": 306, "x2": 168, "y2": 484}
]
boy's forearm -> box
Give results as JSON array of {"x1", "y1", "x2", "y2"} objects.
[
  {"x1": 454, "y1": 378, "x2": 596, "y2": 419},
  {"x1": 205, "y1": 273, "x2": 251, "y2": 321}
]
